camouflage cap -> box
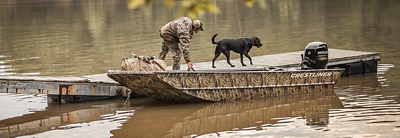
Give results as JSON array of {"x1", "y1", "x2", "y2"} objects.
[{"x1": 192, "y1": 20, "x2": 205, "y2": 31}]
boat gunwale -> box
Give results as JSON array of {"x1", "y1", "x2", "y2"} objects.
[
  {"x1": 107, "y1": 68, "x2": 345, "y2": 75},
  {"x1": 179, "y1": 82, "x2": 337, "y2": 90}
]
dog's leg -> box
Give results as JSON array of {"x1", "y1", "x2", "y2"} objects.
[
  {"x1": 240, "y1": 53, "x2": 246, "y2": 66},
  {"x1": 244, "y1": 53, "x2": 253, "y2": 65},
  {"x1": 212, "y1": 47, "x2": 222, "y2": 68},
  {"x1": 222, "y1": 50, "x2": 235, "y2": 67}
]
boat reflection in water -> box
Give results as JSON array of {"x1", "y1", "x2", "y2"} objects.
[
  {"x1": 111, "y1": 90, "x2": 343, "y2": 138},
  {"x1": 196, "y1": 64, "x2": 398, "y2": 138},
  {"x1": 0, "y1": 89, "x2": 343, "y2": 138}
]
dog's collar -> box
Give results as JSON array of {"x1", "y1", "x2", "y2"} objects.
[{"x1": 250, "y1": 37, "x2": 255, "y2": 46}]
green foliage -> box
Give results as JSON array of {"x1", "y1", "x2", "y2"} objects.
[
  {"x1": 127, "y1": 0, "x2": 266, "y2": 19},
  {"x1": 244, "y1": 0, "x2": 266, "y2": 9},
  {"x1": 127, "y1": 0, "x2": 153, "y2": 10},
  {"x1": 177, "y1": 0, "x2": 220, "y2": 19},
  {"x1": 163, "y1": 0, "x2": 175, "y2": 7}
]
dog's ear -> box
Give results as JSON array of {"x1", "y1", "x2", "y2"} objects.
[{"x1": 253, "y1": 36, "x2": 259, "y2": 40}]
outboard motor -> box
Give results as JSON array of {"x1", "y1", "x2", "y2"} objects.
[{"x1": 300, "y1": 42, "x2": 328, "y2": 69}]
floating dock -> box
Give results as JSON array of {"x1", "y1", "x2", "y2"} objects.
[
  {"x1": 182, "y1": 49, "x2": 381, "y2": 76},
  {"x1": 0, "y1": 49, "x2": 382, "y2": 103}
]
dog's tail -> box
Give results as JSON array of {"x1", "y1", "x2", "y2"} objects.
[{"x1": 212, "y1": 34, "x2": 219, "y2": 44}]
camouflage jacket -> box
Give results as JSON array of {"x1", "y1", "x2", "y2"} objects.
[{"x1": 160, "y1": 17, "x2": 194, "y2": 63}]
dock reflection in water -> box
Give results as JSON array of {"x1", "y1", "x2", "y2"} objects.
[{"x1": 0, "y1": 99, "x2": 135, "y2": 138}]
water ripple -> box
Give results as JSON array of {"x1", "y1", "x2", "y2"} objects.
[
  {"x1": 0, "y1": 93, "x2": 48, "y2": 121},
  {"x1": 17, "y1": 110, "x2": 135, "y2": 138}
]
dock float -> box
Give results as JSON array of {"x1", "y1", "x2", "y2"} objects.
[
  {"x1": 0, "y1": 74, "x2": 128, "y2": 103},
  {"x1": 0, "y1": 49, "x2": 382, "y2": 103}
]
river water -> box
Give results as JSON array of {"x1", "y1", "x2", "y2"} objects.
[{"x1": 1, "y1": 0, "x2": 400, "y2": 137}]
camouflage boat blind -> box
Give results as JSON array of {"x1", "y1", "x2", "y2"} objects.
[{"x1": 107, "y1": 69, "x2": 344, "y2": 102}]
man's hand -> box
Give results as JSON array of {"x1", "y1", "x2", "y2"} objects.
[
  {"x1": 187, "y1": 62, "x2": 195, "y2": 72},
  {"x1": 188, "y1": 62, "x2": 192, "y2": 68}
]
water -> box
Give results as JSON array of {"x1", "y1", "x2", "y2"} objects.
[{"x1": 1, "y1": 0, "x2": 400, "y2": 137}]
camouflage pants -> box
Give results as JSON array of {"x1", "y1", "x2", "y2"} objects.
[{"x1": 159, "y1": 39, "x2": 182, "y2": 70}]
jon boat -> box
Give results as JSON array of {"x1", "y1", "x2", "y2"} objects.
[
  {"x1": 107, "y1": 42, "x2": 344, "y2": 102},
  {"x1": 107, "y1": 68, "x2": 344, "y2": 102}
]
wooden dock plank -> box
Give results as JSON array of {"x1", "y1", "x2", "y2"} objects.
[
  {"x1": 83, "y1": 73, "x2": 117, "y2": 84},
  {"x1": 0, "y1": 76, "x2": 89, "y2": 82},
  {"x1": 0, "y1": 74, "x2": 115, "y2": 84}
]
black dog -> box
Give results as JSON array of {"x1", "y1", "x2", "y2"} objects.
[{"x1": 211, "y1": 34, "x2": 262, "y2": 68}]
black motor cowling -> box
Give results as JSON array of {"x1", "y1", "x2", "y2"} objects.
[{"x1": 301, "y1": 42, "x2": 328, "y2": 69}]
